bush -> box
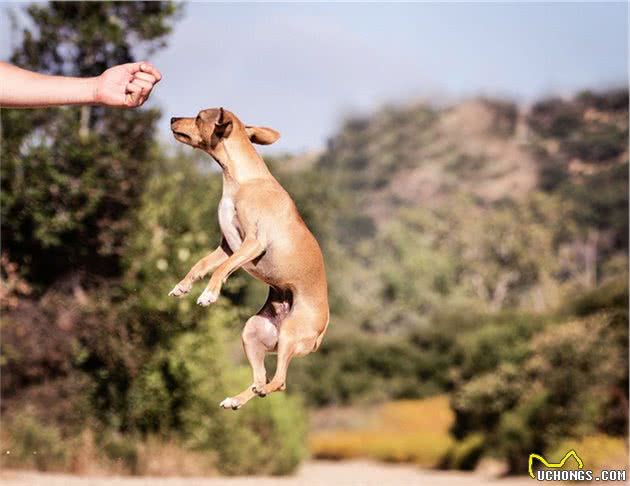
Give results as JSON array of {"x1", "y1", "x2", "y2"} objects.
[
  {"x1": 451, "y1": 364, "x2": 525, "y2": 439},
  {"x1": 569, "y1": 278, "x2": 628, "y2": 316},
  {"x1": 1, "y1": 413, "x2": 68, "y2": 471},
  {"x1": 101, "y1": 433, "x2": 140, "y2": 474},
  {"x1": 208, "y1": 393, "x2": 307, "y2": 475},
  {"x1": 450, "y1": 306, "x2": 628, "y2": 474},
  {"x1": 525, "y1": 315, "x2": 623, "y2": 433},
  {"x1": 289, "y1": 330, "x2": 461, "y2": 406},
  {"x1": 561, "y1": 124, "x2": 627, "y2": 162},
  {"x1": 455, "y1": 312, "x2": 547, "y2": 381},
  {"x1": 528, "y1": 98, "x2": 582, "y2": 138},
  {"x1": 442, "y1": 433, "x2": 486, "y2": 470},
  {"x1": 495, "y1": 392, "x2": 549, "y2": 473},
  {"x1": 577, "y1": 89, "x2": 629, "y2": 112},
  {"x1": 564, "y1": 162, "x2": 628, "y2": 242},
  {"x1": 158, "y1": 309, "x2": 308, "y2": 476},
  {"x1": 0, "y1": 421, "x2": 218, "y2": 476}
]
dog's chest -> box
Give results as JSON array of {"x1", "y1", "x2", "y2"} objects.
[{"x1": 218, "y1": 197, "x2": 243, "y2": 251}]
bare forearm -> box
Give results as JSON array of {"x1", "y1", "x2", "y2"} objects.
[
  {"x1": 0, "y1": 60, "x2": 161, "y2": 109},
  {"x1": 0, "y1": 62, "x2": 98, "y2": 107}
]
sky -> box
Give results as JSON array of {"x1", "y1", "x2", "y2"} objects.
[{"x1": 1, "y1": 2, "x2": 628, "y2": 154}]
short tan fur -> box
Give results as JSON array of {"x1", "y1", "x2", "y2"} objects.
[{"x1": 169, "y1": 108, "x2": 329, "y2": 409}]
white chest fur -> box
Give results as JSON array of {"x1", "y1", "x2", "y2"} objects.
[{"x1": 218, "y1": 197, "x2": 243, "y2": 251}]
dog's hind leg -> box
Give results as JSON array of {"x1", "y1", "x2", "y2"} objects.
[
  {"x1": 219, "y1": 388, "x2": 256, "y2": 410},
  {"x1": 253, "y1": 305, "x2": 326, "y2": 397},
  {"x1": 219, "y1": 314, "x2": 277, "y2": 410},
  {"x1": 252, "y1": 335, "x2": 298, "y2": 396},
  {"x1": 242, "y1": 315, "x2": 277, "y2": 389}
]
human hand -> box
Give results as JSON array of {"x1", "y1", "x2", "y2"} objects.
[{"x1": 94, "y1": 62, "x2": 162, "y2": 108}]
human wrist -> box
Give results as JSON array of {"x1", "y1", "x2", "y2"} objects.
[
  {"x1": 62, "y1": 75, "x2": 100, "y2": 105},
  {"x1": 87, "y1": 75, "x2": 102, "y2": 105}
]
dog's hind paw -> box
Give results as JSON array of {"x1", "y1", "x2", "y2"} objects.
[
  {"x1": 219, "y1": 397, "x2": 241, "y2": 410},
  {"x1": 168, "y1": 281, "x2": 191, "y2": 298},
  {"x1": 196, "y1": 289, "x2": 218, "y2": 306},
  {"x1": 251, "y1": 384, "x2": 267, "y2": 397}
]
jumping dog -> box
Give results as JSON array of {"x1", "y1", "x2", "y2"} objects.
[{"x1": 169, "y1": 108, "x2": 329, "y2": 409}]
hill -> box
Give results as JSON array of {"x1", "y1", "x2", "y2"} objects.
[
  {"x1": 307, "y1": 91, "x2": 627, "y2": 227},
  {"x1": 277, "y1": 88, "x2": 628, "y2": 330}
]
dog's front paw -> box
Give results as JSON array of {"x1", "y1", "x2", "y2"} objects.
[
  {"x1": 251, "y1": 383, "x2": 267, "y2": 397},
  {"x1": 219, "y1": 397, "x2": 241, "y2": 410},
  {"x1": 196, "y1": 288, "x2": 219, "y2": 307},
  {"x1": 168, "y1": 281, "x2": 192, "y2": 298}
]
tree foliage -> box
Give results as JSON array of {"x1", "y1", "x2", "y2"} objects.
[
  {"x1": 1, "y1": 3, "x2": 306, "y2": 475},
  {"x1": 1, "y1": 2, "x2": 180, "y2": 283}
]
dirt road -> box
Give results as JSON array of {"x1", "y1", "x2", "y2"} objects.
[{"x1": 2, "y1": 460, "x2": 537, "y2": 486}]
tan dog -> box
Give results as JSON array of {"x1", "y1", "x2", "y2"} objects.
[{"x1": 169, "y1": 108, "x2": 329, "y2": 410}]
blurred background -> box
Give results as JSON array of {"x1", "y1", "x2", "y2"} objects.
[{"x1": 0, "y1": 2, "x2": 628, "y2": 484}]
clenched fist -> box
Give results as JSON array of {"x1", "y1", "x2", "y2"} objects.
[{"x1": 95, "y1": 62, "x2": 162, "y2": 108}]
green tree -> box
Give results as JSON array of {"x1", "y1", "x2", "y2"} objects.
[
  {"x1": 1, "y1": 1, "x2": 180, "y2": 285},
  {"x1": 450, "y1": 299, "x2": 627, "y2": 473},
  {"x1": 92, "y1": 152, "x2": 307, "y2": 473},
  {"x1": 0, "y1": 0, "x2": 181, "y2": 432}
]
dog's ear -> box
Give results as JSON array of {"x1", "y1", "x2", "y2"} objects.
[
  {"x1": 245, "y1": 126, "x2": 281, "y2": 145},
  {"x1": 216, "y1": 107, "x2": 227, "y2": 125},
  {"x1": 214, "y1": 107, "x2": 233, "y2": 139}
]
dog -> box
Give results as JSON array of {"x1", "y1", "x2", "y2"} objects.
[{"x1": 169, "y1": 108, "x2": 329, "y2": 410}]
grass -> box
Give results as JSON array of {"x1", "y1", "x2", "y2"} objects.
[
  {"x1": 0, "y1": 414, "x2": 216, "y2": 476},
  {"x1": 309, "y1": 395, "x2": 455, "y2": 467}
]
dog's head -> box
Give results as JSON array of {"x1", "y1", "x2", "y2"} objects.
[{"x1": 170, "y1": 108, "x2": 280, "y2": 152}]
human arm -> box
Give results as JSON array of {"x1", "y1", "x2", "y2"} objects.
[{"x1": 0, "y1": 61, "x2": 162, "y2": 108}]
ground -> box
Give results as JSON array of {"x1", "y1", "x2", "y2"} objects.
[{"x1": 1, "y1": 460, "x2": 540, "y2": 486}]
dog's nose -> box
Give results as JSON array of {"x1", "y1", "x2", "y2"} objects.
[{"x1": 170, "y1": 117, "x2": 181, "y2": 124}]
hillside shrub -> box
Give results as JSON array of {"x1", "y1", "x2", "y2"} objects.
[{"x1": 442, "y1": 433, "x2": 486, "y2": 470}]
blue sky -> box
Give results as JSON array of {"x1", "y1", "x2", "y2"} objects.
[{"x1": 2, "y1": 2, "x2": 628, "y2": 153}]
